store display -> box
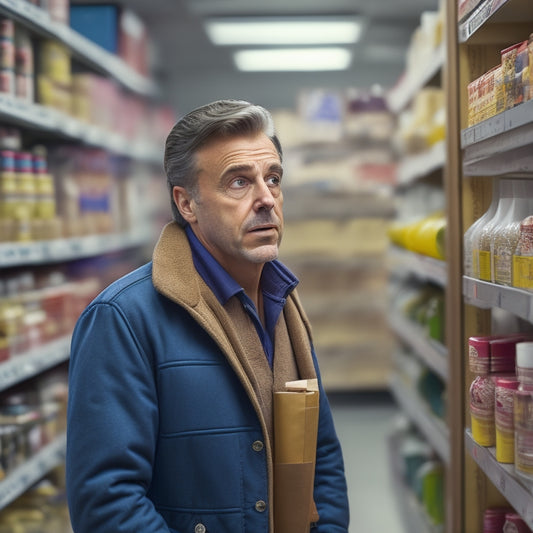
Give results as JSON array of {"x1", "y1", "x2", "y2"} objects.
[
  {"x1": 467, "y1": 31, "x2": 533, "y2": 126},
  {"x1": 0, "y1": 2, "x2": 168, "y2": 528}
]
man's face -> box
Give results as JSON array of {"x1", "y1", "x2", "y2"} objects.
[{"x1": 176, "y1": 132, "x2": 284, "y2": 276}]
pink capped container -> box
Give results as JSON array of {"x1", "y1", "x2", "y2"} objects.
[
  {"x1": 517, "y1": 342, "x2": 533, "y2": 391},
  {"x1": 503, "y1": 512, "x2": 533, "y2": 532},
  {"x1": 494, "y1": 376, "x2": 520, "y2": 463}
]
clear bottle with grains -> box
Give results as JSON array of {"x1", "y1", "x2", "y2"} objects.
[
  {"x1": 492, "y1": 180, "x2": 533, "y2": 286},
  {"x1": 476, "y1": 179, "x2": 516, "y2": 282},
  {"x1": 513, "y1": 214, "x2": 533, "y2": 290},
  {"x1": 464, "y1": 178, "x2": 499, "y2": 278}
]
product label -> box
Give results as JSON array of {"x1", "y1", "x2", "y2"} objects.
[
  {"x1": 513, "y1": 255, "x2": 533, "y2": 289},
  {"x1": 494, "y1": 254, "x2": 512, "y2": 286},
  {"x1": 479, "y1": 250, "x2": 492, "y2": 281}
]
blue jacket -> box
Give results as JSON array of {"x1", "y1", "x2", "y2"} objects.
[{"x1": 66, "y1": 223, "x2": 349, "y2": 533}]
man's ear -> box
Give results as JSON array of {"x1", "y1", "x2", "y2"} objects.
[{"x1": 172, "y1": 186, "x2": 197, "y2": 224}]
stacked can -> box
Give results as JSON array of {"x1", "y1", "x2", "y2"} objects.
[
  {"x1": 484, "y1": 508, "x2": 514, "y2": 533},
  {"x1": 0, "y1": 18, "x2": 14, "y2": 95},
  {"x1": 0, "y1": 150, "x2": 15, "y2": 241},
  {"x1": 14, "y1": 27, "x2": 34, "y2": 102},
  {"x1": 469, "y1": 335, "x2": 523, "y2": 446},
  {"x1": 494, "y1": 376, "x2": 520, "y2": 463},
  {"x1": 503, "y1": 512, "x2": 533, "y2": 532}
]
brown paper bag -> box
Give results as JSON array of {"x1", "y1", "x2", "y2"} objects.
[{"x1": 274, "y1": 379, "x2": 320, "y2": 533}]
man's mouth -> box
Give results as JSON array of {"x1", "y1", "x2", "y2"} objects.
[{"x1": 249, "y1": 223, "x2": 276, "y2": 232}]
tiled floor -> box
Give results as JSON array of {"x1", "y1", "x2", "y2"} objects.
[{"x1": 329, "y1": 391, "x2": 407, "y2": 533}]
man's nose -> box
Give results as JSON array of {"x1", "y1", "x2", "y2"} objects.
[{"x1": 253, "y1": 180, "x2": 276, "y2": 210}]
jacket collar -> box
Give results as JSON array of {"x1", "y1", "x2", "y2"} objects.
[{"x1": 152, "y1": 221, "x2": 317, "y2": 380}]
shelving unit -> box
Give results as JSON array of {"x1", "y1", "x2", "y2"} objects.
[
  {"x1": 388, "y1": 42, "x2": 445, "y2": 114},
  {"x1": 385, "y1": 3, "x2": 456, "y2": 528},
  {"x1": 0, "y1": 433, "x2": 66, "y2": 510},
  {"x1": 446, "y1": 0, "x2": 533, "y2": 530},
  {"x1": 390, "y1": 375, "x2": 450, "y2": 465},
  {"x1": 0, "y1": 230, "x2": 152, "y2": 267},
  {"x1": 388, "y1": 246, "x2": 447, "y2": 288},
  {"x1": 0, "y1": 2, "x2": 167, "y2": 524},
  {"x1": 389, "y1": 310, "x2": 448, "y2": 380},
  {"x1": 0, "y1": 335, "x2": 70, "y2": 392},
  {"x1": 0, "y1": 0, "x2": 155, "y2": 96},
  {"x1": 465, "y1": 430, "x2": 533, "y2": 528}
]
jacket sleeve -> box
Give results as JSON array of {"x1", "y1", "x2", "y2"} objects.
[
  {"x1": 312, "y1": 356, "x2": 350, "y2": 532},
  {"x1": 66, "y1": 302, "x2": 172, "y2": 533}
]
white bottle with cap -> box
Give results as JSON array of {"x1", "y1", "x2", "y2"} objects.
[{"x1": 516, "y1": 342, "x2": 533, "y2": 391}]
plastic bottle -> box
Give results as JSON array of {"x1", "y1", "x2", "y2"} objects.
[
  {"x1": 514, "y1": 342, "x2": 533, "y2": 480},
  {"x1": 512, "y1": 215, "x2": 533, "y2": 290},
  {"x1": 492, "y1": 180, "x2": 533, "y2": 286},
  {"x1": 476, "y1": 179, "x2": 516, "y2": 282},
  {"x1": 494, "y1": 376, "x2": 520, "y2": 463},
  {"x1": 464, "y1": 178, "x2": 499, "y2": 278}
]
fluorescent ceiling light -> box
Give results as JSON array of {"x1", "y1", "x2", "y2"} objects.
[
  {"x1": 234, "y1": 48, "x2": 352, "y2": 72},
  {"x1": 206, "y1": 18, "x2": 362, "y2": 45}
]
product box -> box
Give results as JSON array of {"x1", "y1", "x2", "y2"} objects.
[
  {"x1": 70, "y1": 4, "x2": 149, "y2": 75},
  {"x1": 70, "y1": 5, "x2": 119, "y2": 54}
]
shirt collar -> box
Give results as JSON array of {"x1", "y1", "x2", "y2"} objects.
[{"x1": 185, "y1": 224, "x2": 298, "y2": 305}]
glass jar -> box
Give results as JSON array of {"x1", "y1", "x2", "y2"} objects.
[{"x1": 494, "y1": 376, "x2": 520, "y2": 463}]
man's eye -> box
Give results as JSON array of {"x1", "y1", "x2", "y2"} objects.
[
  {"x1": 267, "y1": 175, "x2": 281, "y2": 187},
  {"x1": 230, "y1": 178, "x2": 247, "y2": 189}
]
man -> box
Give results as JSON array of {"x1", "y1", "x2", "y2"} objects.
[{"x1": 66, "y1": 99, "x2": 349, "y2": 532}]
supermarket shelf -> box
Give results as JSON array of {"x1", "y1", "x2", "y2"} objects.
[
  {"x1": 397, "y1": 141, "x2": 446, "y2": 186},
  {"x1": 0, "y1": 335, "x2": 70, "y2": 393},
  {"x1": 459, "y1": 0, "x2": 532, "y2": 43},
  {"x1": 0, "y1": 433, "x2": 66, "y2": 511},
  {"x1": 0, "y1": 0, "x2": 156, "y2": 97},
  {"x1": 0, "y1": 230, "x2": 152, "y2": 267},
  {"x1": 463, "y1": 276, "x2": 533, "y2": 319},
  {"x1": 389, "y1": 375, "x2": 450, "y2": 465},
  {"x1": 386, "y1": 43, "x2": 445, "y2": 114},
  {"x1": 465, "y1": 429, "x2": 533, "y2": 528},
  {"x1": 0, "y1": 93, "x2": 162, "y2": 163},
  {"x1": 388, "y1": 246, "x2": 447, "y2": 287},
  {"x1": 389, "y1": 311, "x2": 448, "y2": 381},
  {"x1": 461, "y1": 99, "x2": 533, "y2": 177},
  {"x1": 388, "y1": 427, "x2": 444, "y2": 533}
]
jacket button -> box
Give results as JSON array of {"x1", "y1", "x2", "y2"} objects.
[
  {"x1": 255, "y1": 500, "x2": 267, "y2": 512},
  {"x1": 194, "y1": 524, "x2": 206, "y2": 533},
  {"x1": 252, "y1": 440, "x2": 264, "y2": 452}
]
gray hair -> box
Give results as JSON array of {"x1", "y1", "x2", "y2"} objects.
[{"x1": 163, "y1": 99, "x2": 283, "y2": 226}]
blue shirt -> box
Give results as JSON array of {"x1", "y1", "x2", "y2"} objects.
[{"x1": 185, "y1": 225, "x2": 298, "y2": 367}]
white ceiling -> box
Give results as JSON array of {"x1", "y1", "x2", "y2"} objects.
[{"x1": 72, "y1": 0, "x2": 439, "y2": 114}]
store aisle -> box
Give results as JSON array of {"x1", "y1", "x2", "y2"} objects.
[{"x1": 329, "y1": 392, "x2": 406, "y2": 533}]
